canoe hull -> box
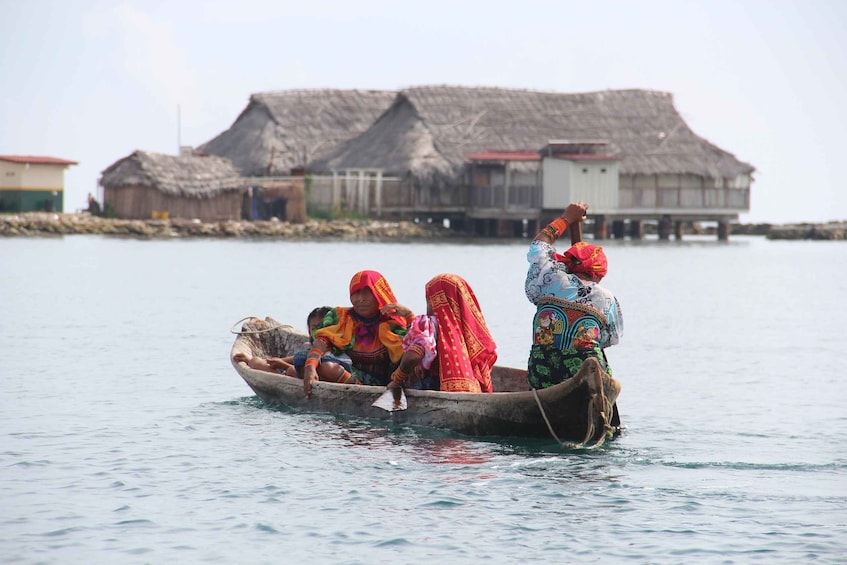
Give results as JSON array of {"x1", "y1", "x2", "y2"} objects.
[{"x1": 231, "y1": 318, "x2": 621, "y2": 441}]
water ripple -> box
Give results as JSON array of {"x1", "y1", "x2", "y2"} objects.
[{"x1": 2, "y1": 237, "x2": 846, "y2": 563}]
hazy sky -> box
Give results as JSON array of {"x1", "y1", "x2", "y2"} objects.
[{"x1": 2, "y1": 0, "x2": 845, "y2": 223}]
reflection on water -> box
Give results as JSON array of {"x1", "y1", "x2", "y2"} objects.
[{"x1": 412, "y1": 439, "x2": 494, "y2": 466}]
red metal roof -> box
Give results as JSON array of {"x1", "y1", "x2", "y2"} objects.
[
  {"x1": 467, "y1": 150, "x2": 619, "y2": 162},
  {"x1": 0, "y1": 155, "x2": 78, "y2": 166},
  {"x1": 467, "y1": 150, "x2": 541, "y2": 161},
  {"x1": 556, "y1": 154, "x2": 620, "y2": 161},
  {"x1": 544, "y1": 140, "x2": 609, "y2": 146}
]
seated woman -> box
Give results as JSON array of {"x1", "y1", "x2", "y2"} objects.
[
  {"x1": 302, "y1": 270, "x2": 413, "y2": 397},
  {"x1": 385, "y1": 273, "x2": 497, "y2": 402},
  {"x1": 233, "y1": 307, "x2": 352, "y2": 382},
  {"x1": 525, "y1": 202, "x2": 623, "y2": 390}
]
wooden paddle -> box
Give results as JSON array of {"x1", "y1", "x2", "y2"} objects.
[{"x1": 570, "y1": 217, "x2": 583, "y2": 245}]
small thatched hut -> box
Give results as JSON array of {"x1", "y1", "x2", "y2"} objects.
[
  {"x1": 100, "y1": 150, "x2": 246, "y2": 221},
  {"x1": 199, "y1": 89, "x2": 397, "y2": 176}
]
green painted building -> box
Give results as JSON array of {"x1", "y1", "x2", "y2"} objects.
[{"x1": 0, "y1": 155, "x2": 78, "y2": 213}]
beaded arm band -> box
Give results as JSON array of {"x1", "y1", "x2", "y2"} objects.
[
  {"x1": 304, "y1": 347, "x2": 323, "y2": 369},
  {"x1": 391, "y1": 366, "x2": 411, "y2": 385},
  {"x1": 541, "y1": 217, "x2": 569, "y2": 240},
  {"x1": 407, "y1": 344, "x2": 426, "y2": 360}
]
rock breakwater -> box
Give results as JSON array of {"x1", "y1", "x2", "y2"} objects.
[
  {"x1": 2, "y1": 212, "x2": 845, "y2": 240},
  {"x1": 764, "y1": 222, "x2": 847, "y2": 240},
  {"x1": 0, "y1": 213, "x2": 459, "y2": 241}
]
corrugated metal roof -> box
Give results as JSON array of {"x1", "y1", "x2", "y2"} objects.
[
  {"x1": 556, "y1": 154, "x2": 621, "y2": 161},
  {"x1": 545, "y1": 140, "x2": 610, "y2": 146},
  {"x1": 467, "y1": 150, "x2": 541, "y2": 161},
  {"x1": 0, "y1": 155, "x2": 78, "y2": 166}
]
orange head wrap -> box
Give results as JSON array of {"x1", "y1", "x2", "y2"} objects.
[
  {"x1": 349, "y1": 270, "x2": 397, "y2": 310},
  {"x1": 315, "y1": 270, "x2": 409, "y2": 364},
  {"x1": 554, "y1": 242, "x2": 608, "y2": 281}
]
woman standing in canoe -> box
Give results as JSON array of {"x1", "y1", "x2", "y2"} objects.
[
  {"x1": 525, "y1": 202, "x2": 623, "y2": 390},
  {"x1": 384, "y1": 273, "x2": 497, "y2": 398},
  {"x1": 302, "y1": 270, "x2": 413, "y2": 397}
]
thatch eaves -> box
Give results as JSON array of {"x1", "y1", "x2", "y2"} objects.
[
  {"x1": 100, "y1": 150, "x2": 245, "y2": 198},
  {"x1": 311, "y1": 86, "x2": 755, "y2": 184},
  {"x1": 199, "y1": 89, "x2": 397, "y2": 176}
]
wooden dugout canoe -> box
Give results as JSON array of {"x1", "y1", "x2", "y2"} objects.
[{"x1": 230, "y1": 317, "x2": 622, "y2": 444}]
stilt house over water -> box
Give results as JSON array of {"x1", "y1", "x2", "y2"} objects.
[
  {"x1": 0, "y1": 155, "x2": 77, "y2": 213},
  {"x1": 309, "y1": 86, "x2": 755, "y2": 239},
  {"x1": 99, "y1": 150, "x2": 247, "y2": 222}
]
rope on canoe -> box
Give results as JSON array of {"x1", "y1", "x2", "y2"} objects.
[
  {"x1": 532, "y1": 387, "x2": 567, "y2": 446},
  {"x1": 229, "y1": 316, "x2": 283, "y2": 335},
  {"x1": 532, "y1": 388, "x2": 612, "y2": 450}
]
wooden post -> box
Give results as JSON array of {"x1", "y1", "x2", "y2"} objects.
[
  {"x1": 345, "y1": 170, "x2": 353, "y2": 213},
  {"x1": 593, "y1": 215, "x2": 608, "y2": 240},
  {"x1": 630, "y1": 219, "x2": 643, "y2": 239},
  {"x1": 332, "y1": 171, "x2": 340, "y2": 215},
  {"x1": 504, "y1": 165, "x2": 511, "y2": 210},
  {"x1": 718, "y1": 221, "x2": 730, "y2": 241},
  {"x1": 612, "y1": 220, "x2": 626, "y2": 239},
  {"x1": 496, "y1": 219, "x2": 510, "y2": 237},
  {"x1": 674, "y1": 221, "x2": 684, "y2": 240},
  {"x1": 658, "y1": 215, "x2": 672, "y2": 240},
  {"x1": 358, "y1": 170, "x2": 366, "y2": 214},
  {"x1": 375, "y1": 170, "x2": 383, "y2": 217}
]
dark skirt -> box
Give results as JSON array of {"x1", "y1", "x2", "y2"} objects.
[
  {"x1": 292, "y1": 350, "x2": 352, "y2": 372},
  {"x1": 526, "y1": 344, "x2": 612, "y2": 390}
]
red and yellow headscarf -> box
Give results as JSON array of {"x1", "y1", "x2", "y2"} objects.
[
  {"x1": 349, "y1": 270, "x2": 396, "y2": 311},
  {"x1": 554, "y1": 242, "x2": 608, "y2": 282},
  {"x1": 316, "y1": 270, "x2": 410, "y2": 363},
  {"x1": 426, "y1": 274, "x2": 497, "y2": 393}
]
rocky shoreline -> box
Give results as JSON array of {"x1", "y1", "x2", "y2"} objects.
[
  {"x1": 754, "y1": 222, "x2": 847, "y2": 240},
  {"x1": 1, "y1": 212, "x2": 844, "y2": 240},
  {"x1": 0, "y1": 212, "x2": 459, "y2": 240}
]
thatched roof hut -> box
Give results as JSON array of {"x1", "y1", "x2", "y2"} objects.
[
  {"x1": 199, "y1": 89, "x2": 397, "y2": 176},
  {"x1": 100, "y1": 150, "x2": 246, "y2": 221},
  {"x1": 310, "y1": 86, "x2": 755, "y2": 186}
]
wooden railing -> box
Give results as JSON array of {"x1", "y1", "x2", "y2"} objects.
[
  {"x1": 618, "y1": 187, "x2": 750, "y2": 210},
  {"x1": 306, "y1": 175, "x2": 749, "y2": 218}
]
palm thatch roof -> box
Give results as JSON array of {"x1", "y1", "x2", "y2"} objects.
[
  {"x1": 100, "y1": 150, "x2": 245, "y2": 197},
  {"x1": 199, "y1": 89, "x2": 397, "y2": 176},
  {"x1": 310, "y1": 86, "x2": 755, "y2": 184}
]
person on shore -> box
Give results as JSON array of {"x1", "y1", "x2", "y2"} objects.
[
  {"x1": 233, "y1": 307, "x2": 352, "y2": 381},
  {"x1": 302, "y1": 270, "x2": 414, "y2": 397},
  {"x1": 524, "y1": 202, "x2": 623, "y2": 390},
  {"x1": 86, "y1": 193, "x2": 102, "y2": 216},
  {"x1": 385, "y1": 273, "x2": 497, "y2": 404}
]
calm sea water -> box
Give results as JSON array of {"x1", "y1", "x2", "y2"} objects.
[{"x1": 1, "y1": 234, "x2": 845, "y2": 564}]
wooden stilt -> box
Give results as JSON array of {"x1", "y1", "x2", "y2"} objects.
[
  {"x1": 658, "y1": 215, "x2": 672, "y2": 240},
  {"x1": 594, "y1": 215, "x2": 608, "y2": 240}
]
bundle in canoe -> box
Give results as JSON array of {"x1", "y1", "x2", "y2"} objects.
[{"x1": 230, "y1": 317, "x2": 622, "y2": 444}]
